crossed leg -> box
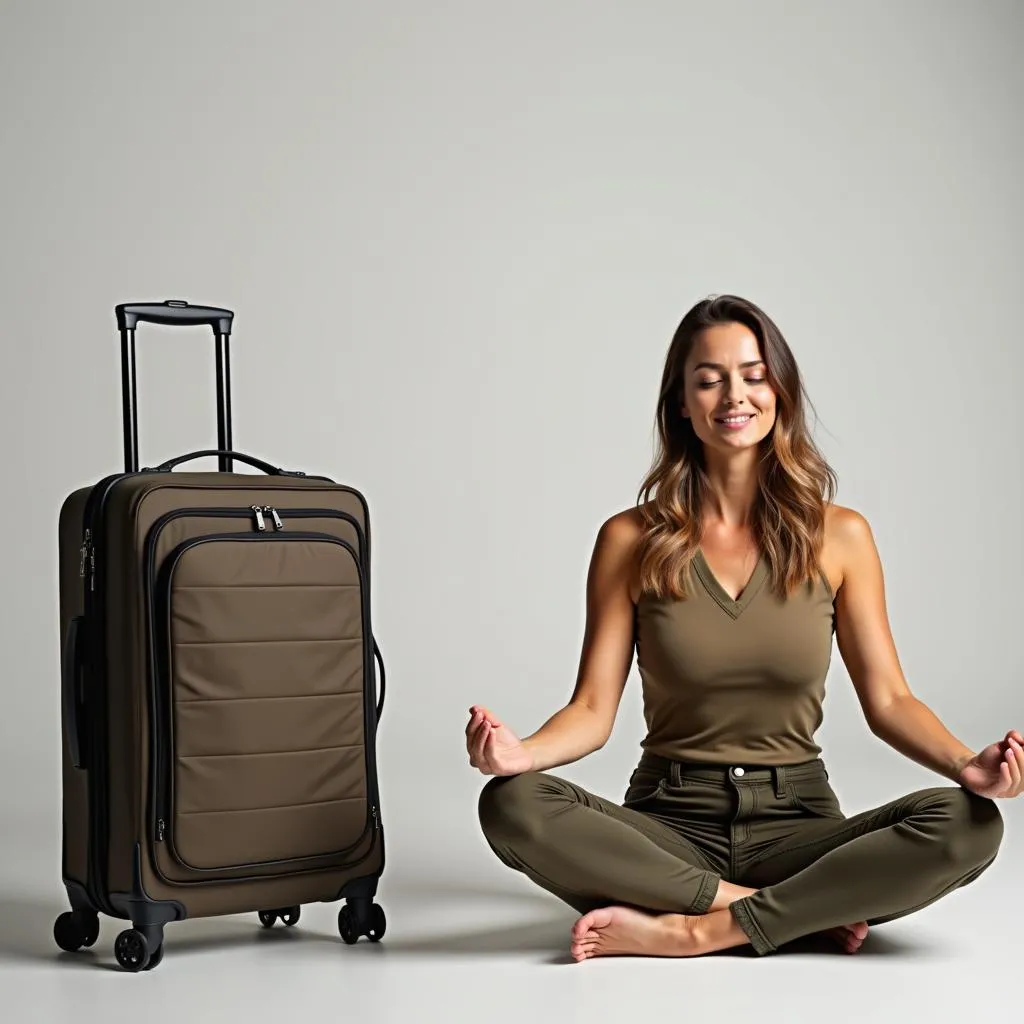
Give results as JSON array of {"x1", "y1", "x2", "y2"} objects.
[
  {"x1": 477, "y1": 772, "x2": 1000, "y2": 960},
  {"x1": 571, "y1": 784, "x2": 1004, "y2": 958},
  {"x1": 478, "y1": 770, "x2": 725, "y2": 917}
]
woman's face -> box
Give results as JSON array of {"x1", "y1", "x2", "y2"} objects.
[{"x1": 681, "y1": 321, "x2": 777, "y2": 451}]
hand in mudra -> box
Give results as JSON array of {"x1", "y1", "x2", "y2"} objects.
[
  {"x1": 466, "y1": 705, "x2": 534, "y2": 776},
  {"x1": 958, "y1": 730, "x2": 1024, "y2": 799}
]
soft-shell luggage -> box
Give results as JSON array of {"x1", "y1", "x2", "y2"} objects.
[{"x1": 54, "y1": 300, "x2": 387, "y2": 971}]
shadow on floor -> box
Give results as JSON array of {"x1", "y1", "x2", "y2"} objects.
[
  {"x1": 0, "y1": 892, "x2": 338, "y2": 971},
  {"x1": 0, "y1": 884, "x2": 929, "y2": 970},
  {"x1": 777, "y1": 929, "x2": 922, "y2": 958},
  {"x1": 0, "y1": 894, "x2": 106, "y2": 970}
]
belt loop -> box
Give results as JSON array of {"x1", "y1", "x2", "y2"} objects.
[
  {"x1": 773, "y1": 765, "x2": 786, "y2": 799},
  {"x1": 670, "y1": 761, "x2": 681, "y2": 788}
]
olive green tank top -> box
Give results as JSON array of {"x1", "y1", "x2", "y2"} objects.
[{"x1": 635, "y1": 549, "x2": 836, "y2": 765}]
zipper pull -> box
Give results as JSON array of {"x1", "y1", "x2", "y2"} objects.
[
  {"x1": 266, "y1": 506, "x2": 283, "y2": 531},
  {"x1": 251, "y1": 505, "x2": 266, "y2": 532},
  {"x1": 372, "y1": 805, "x2": 379, "y2": 831},
  {"x1": 156, "y1": 818, "x2": 166, "y2": 842}
]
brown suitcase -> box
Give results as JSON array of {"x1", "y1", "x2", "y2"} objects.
[{"x1": 54, "y1": 301, "x2": 387, "y2": 971}]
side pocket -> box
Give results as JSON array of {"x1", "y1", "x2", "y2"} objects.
[
  {"x1": 623, "y1": 767, "x2": 667, "y2": 807},
  {"x1": 787, "y1": 778, "x2": 844, "y2": 819}
]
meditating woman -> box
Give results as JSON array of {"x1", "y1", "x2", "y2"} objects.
[{"x1": 466, "y1": 293, "x2": 1018, "y2": 961}]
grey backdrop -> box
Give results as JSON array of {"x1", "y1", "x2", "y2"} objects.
[{"x1": 0, "y1": 0, "x2": 1020, "y2": 1016}]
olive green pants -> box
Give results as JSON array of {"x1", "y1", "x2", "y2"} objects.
[{"x1": 477, "y1": 753, "x2": 1004, "y2": 955}]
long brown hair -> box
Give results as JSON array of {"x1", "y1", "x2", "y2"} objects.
[{"x1": 636, "y1": 294, "x2": 838, "y2": 601}]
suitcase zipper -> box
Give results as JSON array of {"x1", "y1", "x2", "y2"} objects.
[
  {"x1": 143, "y1": 509, "x2": 380, "y2": 880},
  {"x1": 76, "y1": 472, "x2": 128, "y2": 916}
]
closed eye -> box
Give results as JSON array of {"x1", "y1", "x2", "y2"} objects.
[{"x1": 698, "y1": 378, "x2": 767, "y2": 388}]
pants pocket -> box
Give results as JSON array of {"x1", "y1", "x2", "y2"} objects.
[
  {"x1": 786, "y1": 777, "x2": 845, "y2": 819},
  {"x1": 623, "y1": 767, "x2": 667, "y2": 807}
]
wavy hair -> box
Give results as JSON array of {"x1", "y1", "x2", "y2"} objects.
[{"x1": 636, "y1": 294, "x2": 838, "y2": 601}]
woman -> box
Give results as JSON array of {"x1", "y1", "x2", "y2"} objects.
[{"x1": 467, "y1": 294, "x2": 1020, "y2": 962}]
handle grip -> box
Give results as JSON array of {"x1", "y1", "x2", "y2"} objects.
[
  {"x1": 62, "y1": 616, "x2": 85, "y2": 769},
  {"x1": 116, "y1": 300, "x2": 234, "y2": 335},
  {"x1": 145, "y1": 448, "x2": 305, "y2": 476},
  {"x1": 117, "y1": 299, "x2": 235, "y2": 473},
  {"x1": 373, "y1": 637, "x2": 386, "y2": 722}
]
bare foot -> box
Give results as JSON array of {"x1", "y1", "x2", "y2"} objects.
[
  {"x1": 569, "y1": 906, "x2": 700, "y2": 961},
  {"x1": 825, "y1": 921, "x2": 869, "y2": 953}
]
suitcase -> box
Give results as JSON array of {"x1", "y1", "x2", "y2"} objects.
[{"x1": 54, "y1": 300, "x2": 387, "y2": 971}]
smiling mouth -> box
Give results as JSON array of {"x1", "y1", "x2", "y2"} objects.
[{"x1": 715, "y1": 414, "x2": 754, "y2": 425}]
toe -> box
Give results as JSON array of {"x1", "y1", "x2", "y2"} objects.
[
  {"x1": 572, "y1": 940, "x2": 601, "y2": 962},
  {"x1": 571, "y1": 917, "x2": 591, "y2": 939},
  {"x1": 572, "y1": 911, "x2": 603, "y2": 939}
]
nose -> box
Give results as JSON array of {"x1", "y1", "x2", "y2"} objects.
[{"x1": 725, "y1": 372, "x2": 746, "y2": 406}]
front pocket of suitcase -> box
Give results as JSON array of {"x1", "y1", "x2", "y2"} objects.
[{"x1": 152, "y1": 530, "x2": 375, "y2": 878}]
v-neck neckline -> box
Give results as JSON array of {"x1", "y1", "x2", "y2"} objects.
[{"x1": 693, "y1": 548, "x2": 768, "y2": 619}]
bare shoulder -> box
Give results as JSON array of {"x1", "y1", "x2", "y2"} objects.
[
  {"x1": 598, "y1": 504, "x2": 647, "y2": 545},
  {"x1": 823, "y1": 503, "x2": 880, "y2": 594},
  {"x1": 592, "y1": 505, "x2": 647, "y2": 602}
]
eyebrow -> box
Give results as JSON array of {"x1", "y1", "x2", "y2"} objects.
[{"x1": 692, "y1": 360, "x2": 765, "y2": 372}]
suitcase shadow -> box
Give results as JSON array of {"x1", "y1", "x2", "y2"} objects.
[
  {"x1": 0, "y1": 889, "x2": 920, "y2": 967},
  {"x1": 0, "y1": 894, "x2": 102, "y2": 969},
  {"x1": 0, "y1": 892, "x2": 336, "y2": 970}
]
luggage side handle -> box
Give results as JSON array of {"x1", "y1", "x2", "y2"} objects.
[
  {"x1": 373, "y1": 637, "x2": 386, "y2": 722},
  {"x1": 62, "y1": 616, "x2": 85, "y2": 769},
  {"x1": 144, "y1": 449, "x2": 306, "y2": 477}
]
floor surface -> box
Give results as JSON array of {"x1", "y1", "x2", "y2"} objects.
[{"x1": 2, "y1": 809, "x2": 1016, "y2": 1024}]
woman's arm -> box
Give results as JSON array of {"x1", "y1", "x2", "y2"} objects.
[
  {"x1": 830, "y1": 506, "x2": 977, "y2": 782},
  {"x1": 494, "y1": 509, "x2": 640, "y2": 774},
  {"x1": 467, "y1": 510, "x2": 640, "y2": 776}
]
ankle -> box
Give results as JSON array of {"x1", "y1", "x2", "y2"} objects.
[
  {"x1": 710, "y1": 879, "x2": 759, "y2": 912},
  {"x1": 659, "y1": 913, "x2": 703, "y2": 953}
]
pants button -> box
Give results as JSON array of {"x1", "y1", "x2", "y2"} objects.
[{"x1": 732, "y1": 766, "x2": 745, "y2": 777}]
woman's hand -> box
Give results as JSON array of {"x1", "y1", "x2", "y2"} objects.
[
  {"x1": 957, "y1": 730, "x2": 1024, "y2": 799},
  {"x1": 466, "y1": 705, "x2": 534, "y2": 777}
]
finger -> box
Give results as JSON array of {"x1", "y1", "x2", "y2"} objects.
[
  {"x1": 475, "y1": 724, "x2": 495, "y2": 770},
  {"x1": 465, "y1": 714, "x2": 485, "y2": 754},
  {"x1": 469, "y1": 716, "x2": 490, "y2": 764},
  {"x1": 465, "y1": 708, "x2": 483, "y2": 738},
  {"x1": 1008, "y1": 740, "x2": 1023, "y2": 790},
  {"x1": 480, "y1": 722, "x2": 501, "y2": 774},
  {"x1": 472, "y1": 720, "x2": 492, "y2": 767},
  {"x1": 467, "y1": 727, "x2": 485, "y2": 768},
  {"x1": 999, "y1": 758, "x2": 1012, "y2": 796},
  {"x1": 468, "y1": 708, "x2": 493, "y2": 733},
  {"x1": 1007, "y1": 736, "x2": 1022, "y2": 763}
]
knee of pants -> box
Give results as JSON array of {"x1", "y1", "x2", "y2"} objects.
[
  {"x1": 911, "y1": 786, "x2": 1004, "y2": 870},
  {"x1": 477, "y1": 771, "x2": 553, "y2": 846}
]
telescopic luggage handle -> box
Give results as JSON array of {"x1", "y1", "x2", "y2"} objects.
[
  {"x1": 115, "y1": 300, "x2": 236, "y2": 473},
  {"x1": 116, "y1": 300, "x2": 234, "y2": 334}
]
